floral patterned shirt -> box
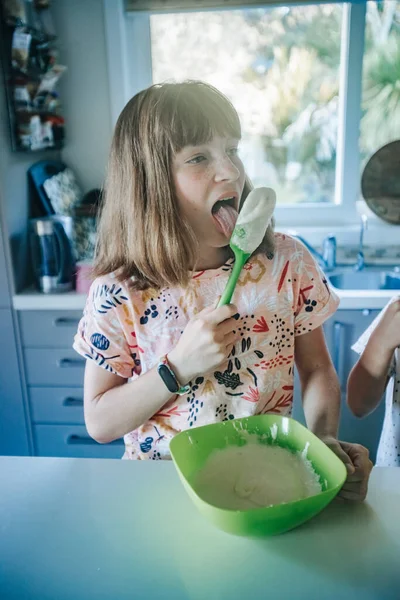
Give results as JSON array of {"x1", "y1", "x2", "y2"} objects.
[{"x1": 73, "y1": 233, "x2": 339, "y2": 459}]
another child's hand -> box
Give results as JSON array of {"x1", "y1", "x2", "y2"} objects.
[
  {"x1": 168, "y1": 303, "x2": 239, "y2": 384},
  {"x1": 371, "y1": 296, "x2": 400, "y2": 354},
  {"x1": 321, "y1": 437, "x2": 373, "y2": 502}
]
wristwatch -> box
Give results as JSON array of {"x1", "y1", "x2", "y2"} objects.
[{"x1": 157, "y1": 355, "x2": 190, "y2": 396}]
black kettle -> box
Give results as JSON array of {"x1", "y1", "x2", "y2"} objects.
[{"x1": 30, "y1": 216, "x2": 75, "y2": 293}]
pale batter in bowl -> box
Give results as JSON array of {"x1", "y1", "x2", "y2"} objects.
[{"x1": 193, "y1": 440, "x2": 322, "y2": 510}]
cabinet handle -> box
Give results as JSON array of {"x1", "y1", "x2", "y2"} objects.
[
  {"x1": 333, "y1": 321, "x2": 345, "y2": 388},
  {"x1": 67, "y1": 434, "x2": 97, "y2": 446},
  {"x1": 63, "y1": 396, "x2": 83, "y2": 407},
  {"x1": 53, "y1": 317, "x2": 80, "y2": 327},
  {"x1": 57, "y1": 358, "x2": 85, "y2": 368},
  {"x1": 67, "y1": 435, "x2": 124, "y2": 446}
]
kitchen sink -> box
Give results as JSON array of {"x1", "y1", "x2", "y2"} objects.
[{"x1": 328, "y1": 267, "x2": 400, "y2": 291}]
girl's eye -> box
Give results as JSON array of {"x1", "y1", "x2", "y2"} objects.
[
  {"x1": 227, "y1": 147, "x2": 239, "y2": 157},
  {"x1": 187, "y1": 155, "x2": 206, "y2": 165}
]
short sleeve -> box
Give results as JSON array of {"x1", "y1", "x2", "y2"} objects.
[
  {"x1": 351, "y1": 312, "x2": 382, "y2": 356},
  {"x1": 352, "y1": 299, "x2": 397, "y2": 377},
  {"x1": 292, "y1": 238, "x2": 340, "y2": 336},
  {"x1": 73, "y1": 277, "x2": 141, "y2": 379}
]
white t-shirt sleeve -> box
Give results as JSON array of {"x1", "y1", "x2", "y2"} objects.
[
  {"x1": 351, "y1": 311, "x2": 383, "y2": 355},
  {"x1": 352, "y1": 299, "x2": 398, "y2": 376}
]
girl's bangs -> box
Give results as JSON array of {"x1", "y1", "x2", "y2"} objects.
[{"x1": 166, "y1": 84, "x2": 241, "y2": 151}]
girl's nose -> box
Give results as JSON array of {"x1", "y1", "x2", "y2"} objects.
[{"x1": 214, "y1": 156, "x2": 241, "y2": 182}]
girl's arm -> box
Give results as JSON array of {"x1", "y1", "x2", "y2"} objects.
[
  {"x1": 347, "y1": 299, "x2": 400, "y2": 417},
  {"x1": 83, "y1": 303, "x2": 239, "y2": 443},
  {"x1": 347, "y1": 343, "x2": 392, "y2": 418},
  {"x1": 83, "y1": 361, "x2": 176, "y2": 443},
  {"x1": 295, "y1": 325, "x2": 340, "y2": 439}
]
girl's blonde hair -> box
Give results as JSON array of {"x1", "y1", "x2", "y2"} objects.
[{"x1": 94, "y1": 80, "x2": 275, "y2": 290}]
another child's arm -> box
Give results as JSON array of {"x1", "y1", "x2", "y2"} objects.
[
  {"x1": 296, "y1": 325, "x2": 372, "y2": 501},
  {"x1": 83, "y1": 303, "x2": 239, "y2": 443},
  {"x1": 347, "y1": 298, "x2": 400, "y2": 418}
]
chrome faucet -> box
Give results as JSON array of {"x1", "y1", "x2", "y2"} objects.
[
  {"x1": 355, "y1": 214, "x2": 368, "y2": 271},
  {"x1": 291, "y1": 233, "x2": 336, "y2": 272},
  {"x1": 322, "y1": 236, "x2": 337, "y2": 272}
]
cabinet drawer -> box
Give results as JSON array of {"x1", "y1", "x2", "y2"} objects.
[
  {"x1": 19, "y1": 310, "x2": 82, "y2": 348},
  {"x1": 29, "y1": 387, "x2": 85, "y2": 424},
  {"x1": 24, "y1": 348, "x2": 85, "y2": 386},
  {"x1": 33, "y1": 425, "x2": 124, "y2": 459}
]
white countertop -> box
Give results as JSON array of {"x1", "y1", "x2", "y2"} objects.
[
  {"x1": 0, "y1": 458, "x2": 399, "y2": 600},
  {"x1": 334, "y1": 288, "x2": 397, "y2": 309},
  {"x1": 12, "y1": 287, "x2": 396, "y2": 311},
  {"x1": 13, "y1": 288, "x2": 88, "y2": 310}
]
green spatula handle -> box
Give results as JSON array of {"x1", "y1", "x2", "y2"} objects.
[{"x1": 217, "y1": 247, "x2": 250, "y2": 307}]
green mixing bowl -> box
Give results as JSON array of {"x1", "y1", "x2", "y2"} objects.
[{"x1": 169, "y1": 415, "x2": 347, "y2": 537}]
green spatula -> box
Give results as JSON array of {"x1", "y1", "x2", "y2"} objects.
[{"x1": 218, "y1": 187, "x2": 276, "y2": 307}]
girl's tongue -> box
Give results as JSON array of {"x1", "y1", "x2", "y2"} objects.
[{"x1": 212, "y1": 204, "x2": 238, "y2": 239}]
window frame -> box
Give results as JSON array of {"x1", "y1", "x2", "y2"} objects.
[{"x1": 103, "y1": 0, "x2": 367, "y2": 227}]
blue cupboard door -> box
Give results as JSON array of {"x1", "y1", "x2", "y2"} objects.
[
  {"x1": 34, "y1": 424, "x2": 124, "y2": 458},
  {"x1": 0, "y1": 219, "x2": 11, "y2": 308},
  {"x1": 0, "y1": 308, "x2": 32, "y2": 455}
]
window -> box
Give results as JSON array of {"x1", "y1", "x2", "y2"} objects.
[
  {"x1": 151, "y1": 5, "x2": 343, "y2": 205},
  {"x1": 360, "y1": 1, "x2": 400, "y2": 170},
  {"x1": 105, "y1": 0, "x2": 399, "y2": 225}
]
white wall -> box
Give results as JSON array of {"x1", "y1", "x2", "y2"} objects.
[{"x1": 53, "y1": 0, "x2": 113, "y2": 192}]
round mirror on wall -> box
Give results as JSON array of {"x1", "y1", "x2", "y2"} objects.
[{"x1": 361, "y1": 140, "x2": 400, "y2": 224}]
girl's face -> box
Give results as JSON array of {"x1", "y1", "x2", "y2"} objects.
[{"x1": 173, "y1": 135, "x2": 246, "y2": 257}]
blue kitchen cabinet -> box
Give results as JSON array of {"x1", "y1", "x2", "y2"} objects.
[
  {"x1": 19, "y1": 310, "x2": 82, "y2": 348},
  {"x1": 0, "y1": 309, "x2": 32, "y2": 455},
  {"x1": 0, "y1": 218, "x2": 32, "y2": 455},
  {"x1": 18, "y1": 309, "x2": 125, "y2": 458},
  {"x1": 292, "y1": 309, "x2": 385, "y2": 462},
  {"x1": 0, "y1": 227, "x2": 10, "y2": 309}
]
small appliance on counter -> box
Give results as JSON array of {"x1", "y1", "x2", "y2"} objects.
[{"x1": 30, "y1": 216, "x2": 75, "y2": 293}]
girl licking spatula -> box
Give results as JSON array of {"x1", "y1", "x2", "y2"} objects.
[{"x1": 73, "y1": 80, "x2": 372, "y2": 499}]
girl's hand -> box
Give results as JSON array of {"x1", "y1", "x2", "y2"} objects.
[
  {"x1": 168, "y1": 303, "x2": 239, "y2": 384},
  {"x1": 371, "y1": 297, "x2": 400, "y2": 354},
  {"x1": 321, "y1": 436, "x2": 373, "y2": 502}
]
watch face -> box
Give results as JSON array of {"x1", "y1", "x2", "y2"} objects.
[
  {"x1": 361, "y1": 140, "x2": 400, "y2": 224},
  {"x1": 158, "y1": 363, "x2": 179, "y2": 394}
]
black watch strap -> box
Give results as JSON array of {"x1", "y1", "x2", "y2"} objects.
[{"x1": 157, "y1": 355, "x2": 190, "y2": 396}]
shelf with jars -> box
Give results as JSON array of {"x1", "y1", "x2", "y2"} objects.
[{"x1": 0, "y1": 0, "x2": 66, "y2": 152}]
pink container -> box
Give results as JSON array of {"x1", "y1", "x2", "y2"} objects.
[{"x1": 75, "y1": 261, "x2": 93, "y2": 294}]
